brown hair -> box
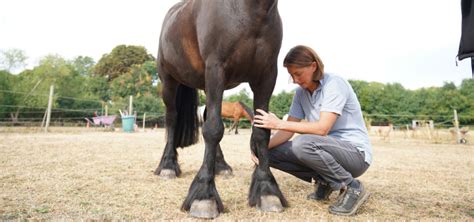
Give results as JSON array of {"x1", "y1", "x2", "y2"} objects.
[{"x1": 283, "y1": 45, "x2": 324, "y2": 81}]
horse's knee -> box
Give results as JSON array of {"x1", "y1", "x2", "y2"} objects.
[{"x1": 202, "y1": 121, "x2": 224, "y2": 142}]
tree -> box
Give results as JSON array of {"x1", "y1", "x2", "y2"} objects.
[
  {"x1": 86, "y1": 75, "x2": 111, "y2": 102},
  {"x1": 358, "y1": 82, "x2": 387, "y2": 125},
  {"x1": 379, "y1": 83, "x2": 410, "y2": 124},
  {"x1": 459, "y1": 78, "x2": 474, "y2": 100},
  {"x1": 110, "y1": 64, "x2": 155, "y2": 99},
  {"x1": 270, "y1": 90, "x2": 294, "y2": 118},
  {"x1": 11, "y1": 54, "x2": 97, "y2": 121},
  {"x1": 0, "y1": 48, "x2": 28, "y2": 73},
  {"x1": 93, "y1": 45, "x2": 155, "y2": 81},
  {"x1": 71, "y1": 56, "x2": 95, "y2": 76},
  {"x1": 133, "y1": 95, "x2": 165, "y2": 120},
  {"x1": 349, "y1": 80, "x2": 370, "y2": 111},
  {"x1": 441, "y1": 81, "x2": 456, "y2": 91},
  {"x1": 0, "y1": 70, "x2": 17, "y2": 119},
  {"x1": 458, "y1": 78, "x2": 474, "y2": 124},
  {"x1": 108, "y1": 63, "x2": 163, "y2": 118},
  {"x1": 198, "y1": 90, "x2": 206, "y2": 106},
  {"x1": 142, "y1": 60, "x2": 158, "y2": 81},
  {"x1": 225, "y1": 88, "x2": 253, "y2": 108}
]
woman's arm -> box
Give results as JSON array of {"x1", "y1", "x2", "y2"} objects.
[
  {"x1": 268, "y1": 116, "x2": 300, "y2": 149},
  {"x1": 254, "y1": 109, "x2": 338, "y2": 136}
]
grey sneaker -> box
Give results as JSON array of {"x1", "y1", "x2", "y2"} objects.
[
  {"x1": 332, "y1": 187, "x2": 347, "y2": 206},
  {"x1": 329, "y1": 180, "x2": 369, "y2": 216},
  {"x1": 307, "y1": 182, "x2": 333, "y2": 201}
]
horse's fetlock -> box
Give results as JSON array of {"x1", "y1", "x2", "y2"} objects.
[{"x1": 255, "y1": 167, "x2": 272, "y2": 180}]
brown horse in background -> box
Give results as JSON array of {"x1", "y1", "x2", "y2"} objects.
[
  {"x1": 221, "y1": 101, "x2": 254, "y2": 134},
  {"x1": 199, "y1": 101, "x2": 254, "y2": 134}
]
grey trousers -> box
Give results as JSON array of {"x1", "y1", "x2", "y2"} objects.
[{"x1": 268, "y1": 134, "x2": 369, "y2": 191}]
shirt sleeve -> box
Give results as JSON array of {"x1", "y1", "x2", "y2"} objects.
[
  {"x1": 320, "y1": 77, "x2": 349, "y2": 115},
  {"x1": 288, "y1": 89, "x2": 305, "y2": 119}
]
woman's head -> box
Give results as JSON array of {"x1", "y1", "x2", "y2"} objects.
[{"x1": 283, "y1": 45, "x2": 324, "y2": 81}]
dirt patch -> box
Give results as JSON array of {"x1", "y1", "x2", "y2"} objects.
[{"x1": 1, "y1": 128, "x2": 473, "y2": 220}]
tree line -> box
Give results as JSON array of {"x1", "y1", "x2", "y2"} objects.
[
  {"x1": 0, "y1": 45, "x2": 164, "y2": 125},
  {"x1": 1, "y1": 46, "x2": 473, "y2": 127}
]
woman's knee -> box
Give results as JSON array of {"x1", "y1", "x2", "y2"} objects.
[
  {"x1": 291, "y1": 139, "x2": 320, "y2": 163},
  {"x1": 292, "y1": 135, "x2": 313, "y2": 148},
  {"x1": 291, "y1": 135, "x2": 324, "y2": 161}
]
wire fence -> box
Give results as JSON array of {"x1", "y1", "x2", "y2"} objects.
[
  {"x1": 0, "y1": 89, "x2": 166, "y2": 128},
  {"x1": 1, "y1": 89, "x2": 472, "y2": 129},
  {"x1": 364, "y1": 113, "x2": 462, "y2": 128}
]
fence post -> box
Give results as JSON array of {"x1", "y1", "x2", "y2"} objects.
[
  {"x1": 453, "y1": 109, "x2": 461, "y2": 144},
  {"x1": 129, "y1": 96, "x2": 133, "y2": 115},
  {"x1": 142, "y1": 112, "x2": 146, "y2": 131},
  {"x1": 44, "y1": 85, "x2": 54, "y2": 132}
]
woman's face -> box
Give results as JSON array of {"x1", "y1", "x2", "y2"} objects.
[{"x1": 286, "y1": 62, "x2": 317, "y2": 91}]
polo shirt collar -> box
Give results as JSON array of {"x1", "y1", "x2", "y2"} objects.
[{"x1": 314, "y1": 73, "x2": 326, "y2": 93}]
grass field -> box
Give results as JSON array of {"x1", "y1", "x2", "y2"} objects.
[{"x1": 1, "y1": 127, "x2": 473, "y2": 220}]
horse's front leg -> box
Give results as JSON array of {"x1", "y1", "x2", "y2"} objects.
[
  {"x1": 181, "y1": 64, "x2": 225, "y2": 219},
  {"x1": 248, "y1": 127, "x2": 287, "y2": 211},
  {"x1": 202, "y1": 107, "x2": 233, "y2": 177},
  {"x1": 248, "y1": 77, "x2": 288, "y2": 212}
]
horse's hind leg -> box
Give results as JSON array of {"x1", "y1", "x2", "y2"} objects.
[
  {"x1": 248, "y1": 77, "x2": 288, "y2": 212},
  {"x1": 234, "y1": 120, "x2": 239, "y2": 134},
  {"x1": 229, "y1": 119, "x2": 239, "y2": 134},
  {"x1": 154, "y1": 79, "x2": 181, "y2": 179},
  {"x1": 227, "y1": 121, "x2": 234, "y2": 134}
]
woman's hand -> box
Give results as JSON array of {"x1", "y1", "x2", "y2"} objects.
[
  {"x1": 254, "y1": 109, "x2": 281, "y2": 130},
  {"x1": 251, "y1": 152, "x2": 259, "y2": 165}
]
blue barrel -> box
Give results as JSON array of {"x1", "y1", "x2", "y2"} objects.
[{"x1": 122, "y1": 116, "x2": 135, "y2": 132}]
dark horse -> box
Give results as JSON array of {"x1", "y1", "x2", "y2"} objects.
[{"x1": 155, "y1": 0, "x2": 286, "y2": 218}]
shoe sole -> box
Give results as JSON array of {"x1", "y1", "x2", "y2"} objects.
[{"x1": 329, "y1": 190, "x2": 370, "y2": 216}]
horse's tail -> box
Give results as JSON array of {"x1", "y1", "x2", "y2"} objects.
[
  {"x1": 239, "y1": 101, "x2": 254, "y2": 123},
  {"x1": 174, "y1": 84, "x2": 200, "y2": 148}
]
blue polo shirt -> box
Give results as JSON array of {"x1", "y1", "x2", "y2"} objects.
[{"x1": 288, "y1": 73, "x2": 372, "y2": 165}]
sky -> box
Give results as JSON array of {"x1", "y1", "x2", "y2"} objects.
[{"x1": 0, "y1": 0, "x2": 472, "y2": 96}]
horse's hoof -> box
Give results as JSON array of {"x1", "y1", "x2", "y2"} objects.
[
  {"x1": 189, "y1": 199, "x2": 219, "y2": 219},
  {"x1": 216, "y1": 169, "x2": 233, "y2": 179},
  {"x1": 159, "y1": 169, "x2": 176, "y2": 179},
  {"x1": 257, "y1": 195, "x2": 283, "y2": 212}
]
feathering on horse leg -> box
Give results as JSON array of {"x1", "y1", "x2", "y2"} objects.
[
  {"x1": 155, "y1": 79, "x2": 182, "y2": 179},
  {"x1": 182, "y1": 66, "x2": 225, "y2": 218},
  {"x1": 248, "y1": 80, "x2": 288, "y2": 212},
  {"x1": 248, "y1": 127, "x2": 288, "y2": 212},
  {"x1": 215, "y1": 143, "x2": 233, "y2": 178}
]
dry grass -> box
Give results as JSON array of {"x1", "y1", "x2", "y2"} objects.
[{"x1": 1, "y1": 127, "x2": 473, "y2": 221}]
